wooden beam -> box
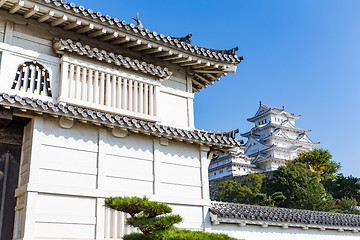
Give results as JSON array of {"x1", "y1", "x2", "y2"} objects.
[
  {"x1": 122, "y1": 39, "x2": 141, "y2": 48},
  {"x1": 37, "y1": 10, "x2": 54, "y2": 23},
  {"x1": 180, "y1": 59, "x2": 202, "y2": 67},
  {"x1": 100, "y1": 31, "x2": 119, "y2": 41},
  {"x1": 142, "y1": 46, "x2": 162, "y2": 54},
  {"x1": 163, "y1": 53, "x2": 182, "y2": 61},
  {"x1": 88, "y1": 28, "x2": 107, "y2": 38},
  {"x1": 194, "y1": 70, "x2": 226, "y2": 74},
  {"x1": 0, "y1": 0, "x2": 7, "y2": 8},
  {"x1": 192, "y1": 62, "x2": 211, "y2": 69},
  {"x1": 76, "y1": 23, "x2": 94, "y2": 34},
  {"x1": 9, "y1": 0, "x2": 24, "y2": 14},
  {"x1": 172, "y1": 56, "x2": 192, "y2": 64},
  {"x1": 192, "y1": 78, "x2": 204, "y2": 91},
  {"x1": 63, "y1": 19, "x2": 81, "y2": 30},
  {"x1": 132, "y1": 43, "x2": 152, "y2": 51},
  {"x1": 51, "y1": 15, "x2": 68, "y2": 27},
  {"x1": 205, "y1": 73, "x2": 219, "y2": 81},
  {"x1": 194, "y1": 73, "x2": 212, "y2": 85},
  {"x1": 24, "y1": 5, "x2": 39, "y2": 18},
  {"x1": 153, "y1": 50, "x2": 173, "y2": 58},
  {"x1": 112, "y1": 36, "x2": 130, "y2": 45}
]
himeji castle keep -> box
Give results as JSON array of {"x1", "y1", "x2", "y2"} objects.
[
  {"x1": 0, "y1": 0, "x2": 358, "y2": 239},
  {"x1": 209, "y1": 102, "x2": 320, "y2": 181}
]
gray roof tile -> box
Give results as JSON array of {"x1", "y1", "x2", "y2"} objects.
[
  {"x1": 0, "y1": 93, "x2": 241, "y2": 148},
  {"x1": 211, "y1": 202, "x2": 360, "y2": 227},
  {"x1": 42, "y1": 0, "x2": 242, "y2": 63},
  {"x1": 54, "y1": 38, "x2": 172, "y2": 79}
]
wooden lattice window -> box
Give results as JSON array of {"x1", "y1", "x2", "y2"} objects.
[{"x1": 12, "y1": 61, "x2": 52, "y2": 97}]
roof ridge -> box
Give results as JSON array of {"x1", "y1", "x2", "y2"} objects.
[
  {"x1": 53, "y1": 38, "x2": 172, "y2": 79},
  {"x1": 0, "y1": 93, "x2": 241, "y2": 148},
  {"x1": 43, "y1": 0, "x2": 243, "y2": 63}
]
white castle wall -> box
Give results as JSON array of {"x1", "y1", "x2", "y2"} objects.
[
  {"x1": 14, "y1": 117, "x2": 210, "y2": 239},
  {"x1": 0, "y1": 12, "x2": 194, "y2": 130},
  {"x1": 209, "y1": 224, "x2": 360, "y2": 240}
]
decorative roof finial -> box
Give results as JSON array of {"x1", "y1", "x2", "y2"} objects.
[
  {"x1": 259, "y1": 100, "x2": 262, "y2": 105},
  {"x1": 132, "y1": 13, "x2": 143, "y2": 29},
  {"x1": 172, "y1": 33, "x2": 193, "y2": 44},
  {"x1": 282, "y1": 105, "x2": 285, "y2": 110}
]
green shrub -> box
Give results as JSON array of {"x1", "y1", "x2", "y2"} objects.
[
  {"x1": 152, "y1": 228, "x2": 238, "y2": 240},
  {"x1": 123, "y1": 233, "x2": 146, "y2": 240},
  {"x1": 105, "y1": 196, "x2": 239, "y2": 240}
]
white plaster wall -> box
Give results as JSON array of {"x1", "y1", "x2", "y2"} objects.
[
  {"x1": 285, "y1": 131, "x2": 299, "y2": 139},
  {"x1": 159, "y1": 90, "x2": 189, "y2": 128},
  {"x1": 0, "y1": 11, "x2": 195, "y2": 129},
  {"x1": 14, "y1": 117, "x2": 209, "y2": 239},
  {"x1": 210, "y1": 224, "x2": 360, "y2": 240}
]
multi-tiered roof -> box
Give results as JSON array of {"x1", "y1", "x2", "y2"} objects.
[
  {"x1": 242, "y1": 102, "x2": 319, "y2": 171},
  {"x1": 0, "y1": 0, "x2": 243, "y2": 92}
]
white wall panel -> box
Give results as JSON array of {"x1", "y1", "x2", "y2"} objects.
[
  {"x1": 161, "y1": 183, "x2": 202, "y2": 199},
  {"x1": 169, "y1": 204, "x2": 204, "y2": 230},
  {"x1": 106, "y1": 133, "x2": 153, "y2": 160},
  {"x1": 42, "y1": 119, "x2": 98, "y2": 152},
  {"x1": 13, "y1": 23, "x2": 54, "y2": 56},
  {"x1": 34, "y1": 222, "x2": 95, "y2": 239},
  {"x1": 162, "y1": 75, "x2": 187, "y2": 92},
  {"x1": 35, "y1": 194, "x2": 96, "y2": 217},
  {"x1": 34, "y1": 194, "x2": 96, "y2": 238},
  {"x1": 158, "y1": 141, "x2": 199, "y2": 167},
  {"x1": 105, "y1": 154, "x2": 153, "y2": 179},
  {"x1": 38, "y1": 168, "x2": 97, "y2": 188},
  {"x1": 210, "y1": 224, "x2": 360, "y2": 240},
  {"x1": 104, "y1": 177, "x2": 153, "y2": 195},
  {"x1": 40, "y1": 144, "x2": 98, "y2": 171},
  {"x1": 159, "y1": 92, "x2": 188, "y2": 128}
]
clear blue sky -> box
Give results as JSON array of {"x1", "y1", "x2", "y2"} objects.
[{"x1": 70, "y1": 0, "x2": 360, "y2": 177}]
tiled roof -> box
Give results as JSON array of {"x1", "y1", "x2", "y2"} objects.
[
  {"x1": 210, "y1": 201, "x2": 360, "y2": 227},
  {"x1": 247, "y1": 102, "x2": 300, "y2": 122},
  {"x1": 241, "y1": 121, "x2": 311, "y2": 138},
  {"x1": 0, "y1": 93, "x2": 241, "y2": 148},
  {"x1": 43, "y1": 0, "x2": 242, "y2": 63},
  {"x1": 53, "y1": 38, "x2": 172, "y2": 79},
  {"x1": 0, "y1": 0, "x2": 242, "y2": 92}
]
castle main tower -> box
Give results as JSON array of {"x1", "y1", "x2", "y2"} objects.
[{"x1": 241, "y1": 102, "x2": 319, "y2": 171}]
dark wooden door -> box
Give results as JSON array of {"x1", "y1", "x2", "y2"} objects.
[
  {"x1": 0, "y1": 115, "x2": 26, "y2": 240},
  {"x1": 0, "y1": 145, "x2": 21, "y2": 240}
]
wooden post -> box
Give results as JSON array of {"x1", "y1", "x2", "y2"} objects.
[
  {"x1": 106, "y1": 73, "x2": 111, "y2": 106},
  {"x1": 122, "y1": 78, "x2": 128, "y2": 110},
  {"x1": 116, "y1": 77, "x2": 122, "y2": 108},
  {"x1": 75, "y1": 65, "x2": 81, "y2": 100},
  {"x1": 0, "y1": 153, "x2": 9, "y2": 239},
  {"x1": 133, "y1": 81, "x2": 138, "y2": 112},
  {"x1": 99, "y1": 72, "x2": 105, "y2": 105},
  {"x1": 144, "y1": 84, "x2": 148, "y2": 115},
  {"x1": 111, "y1": 75, "x2": 116, "y2": 107},
  {"x1": 94, "y1": 70, "x2": 99, "y2": 104}
]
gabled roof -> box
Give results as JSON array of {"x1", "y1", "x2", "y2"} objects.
[
  {"x1": 210, "y1": 201, "x2": 360, "y2": 229},
  {"x1": 241, "y1": 120, "x2": 311, "y2": 138},
  {"x1": 0, "y1": 94, "x2": 241, "y2": 149},
  {"x1": 210, "y1": 150, "x2": 253, "y2": 164},
  {"x1": 297, "y1": 133, "x2": 319, "y2": 145},
  {"x1": 53, "y1": 38, "x2": 172, "y2": 79},
  {"x1": 263, "y1": 129, "x2": 319, "y2": 147},
  {"x1": 247, "y1": 102, "x2": 300, "y2": 122},
  {"x1": 0, "y1": 0, "x2": 243, "y2": 92},
  {"x1": 244, "y1": 135, "x2": 268, "y2": 148},
  {"x1": 251, "y1": 152, "x2": 269, "y2": 164},
  {"x1": 259, "y1": 144, "x2": 309, "y2": 154}
]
